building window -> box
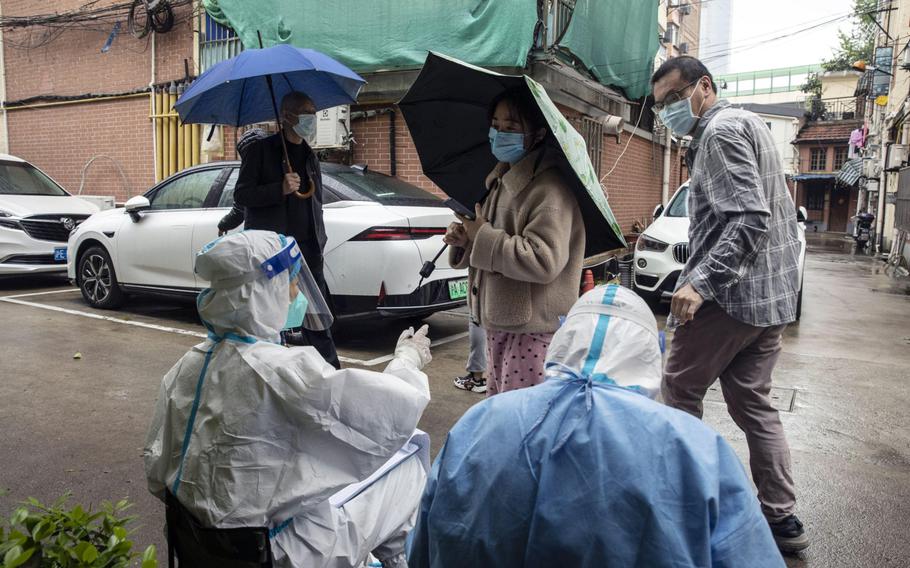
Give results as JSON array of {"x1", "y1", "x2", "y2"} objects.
[
  {"x1": 833, "y1": 146, "x2": 849, "y2": 170},
  {"x1": 806, "y1": 188, "x2": 825, "y2": 211},
  {"x1": 810, "y1": 148, "x2": 827, "y2": 171},
  {"x1": 581, "y1": 117, "x2": 604, "y2": 178}
]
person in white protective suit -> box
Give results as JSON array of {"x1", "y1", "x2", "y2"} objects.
[
  {"x1": 144, "y1": 230, "x2": 432, "y2": 568},
  {"x1": 408, "y1": 284, "x2": 785, "y2": 568}
]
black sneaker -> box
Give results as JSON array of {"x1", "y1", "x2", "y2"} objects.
[
  {"x1": 453, "y1": 374, "x2": 487, "y2": 393},
  {"x1": 768, "y1": 514, "x2": 809, "y2": 553}
]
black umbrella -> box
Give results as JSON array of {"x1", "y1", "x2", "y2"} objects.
[{"x1": 399, "y1": 52, "x2": 626, "y2": 255}]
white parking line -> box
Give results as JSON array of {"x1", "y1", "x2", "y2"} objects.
[
  {"x1": 0, "y1": 296, "x2": 208, "y2": 338},
  {"x1": 0, "y1": 293, "x2": 471, "y2": 367},
  {"x1": 1, "y1": 288, "x2": 81, "y2": 299}
]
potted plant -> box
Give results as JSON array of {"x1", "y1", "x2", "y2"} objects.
[{"x1": 0, "y1": 493, "x2": 156, "y2": 568}]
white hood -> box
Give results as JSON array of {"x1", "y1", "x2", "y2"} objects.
[
  {"x1": 642, "y1": 214, "x2": 690, "y2": 246},
  {"x1": 194, "y1": 231, "x2": 291, "y2": 343},
  {"x1": 545, "y1": 284, "x2": 662, "y2": 398},
  {"x1": 0, "y1": 194, "x2": 99, "y2": 218}
]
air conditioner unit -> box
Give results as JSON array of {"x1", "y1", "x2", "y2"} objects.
[
  {"x1": 679, "y1": 4, "x2": 692, "y2": 16},
  {"x1": 678, "y1": 42, "x2": 689, "y2": 54},
  {"x1": 887, "y1": 144, "x2": 908, "y2": 169},
  {"x1": 312, "y1": 105, "x2": 350, "y2": 149}
]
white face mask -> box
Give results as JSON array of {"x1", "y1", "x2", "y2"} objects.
[{"x1": 291, "y1": 114, "x2": 317, "y2": 144}]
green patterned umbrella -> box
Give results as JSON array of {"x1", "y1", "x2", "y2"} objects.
[{"x1": 399, "y1": 52, "x2": 626, "y2": 255}]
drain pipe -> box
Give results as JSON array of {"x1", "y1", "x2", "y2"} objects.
[
  {"x1": 0, "y1": 1, "x2": 8, "y2": 155},
  {"x1": 149, "y1": 32, "x2": 157, "y2": 183},
  {"x1": 661, "y1": 128, "x2": 671, "y2": 205}
]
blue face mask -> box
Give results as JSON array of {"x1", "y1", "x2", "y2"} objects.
[
  {"x1": 489, "y1": 127, "x2": 527, "y2": 164},
  {"x1": 292, "y1": 114, "x2": 317, "y2": 144},
  {"x1": 284, "y1": 290, "x2": 309, "y2": 330},
  {"x1": 657, "y1": 81, "x2": 704, "y2": 137}
]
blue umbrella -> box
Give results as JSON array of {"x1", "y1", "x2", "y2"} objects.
[{"x1": 175, "y1": 43, "x2": 366, "y2": 126}]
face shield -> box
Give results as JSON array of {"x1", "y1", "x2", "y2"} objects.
[{"x1": 261, "y1": 236, "x2": 334, "y2": 331}]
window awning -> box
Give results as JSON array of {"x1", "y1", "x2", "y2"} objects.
[
  {"x1": 791, "y1": 173, "x2": 835, "y2": 181},
  {"x1": 836, "y1": 158, "x2": 863, "y2": 186}
]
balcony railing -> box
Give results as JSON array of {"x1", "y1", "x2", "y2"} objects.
[{"x1": 805, "y1": 96, "x2": 866, "y2": 122}]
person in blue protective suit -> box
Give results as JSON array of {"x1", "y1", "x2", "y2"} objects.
[
  {"x1": 144, "y1": 230, "x2": 433, "y2": 568},
  {"x1": 407, "y1": 284, "x2": 785, "y2": 568}
]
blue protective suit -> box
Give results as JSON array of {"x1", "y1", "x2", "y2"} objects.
[{"x1": 407, "y1": 285, "x2": 784, "y2": 568}]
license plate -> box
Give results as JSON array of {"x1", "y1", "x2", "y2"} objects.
[
  {"x1": 53, "y1": 247, "x2": 67, "y2": 262},
  {"x1": 448, "y1": 279, "x2": 469, "y2": 300}
]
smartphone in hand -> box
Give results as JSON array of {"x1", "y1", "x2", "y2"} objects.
[{"x1": 444, "y1": 198, "x2": 476, "y2": 220}]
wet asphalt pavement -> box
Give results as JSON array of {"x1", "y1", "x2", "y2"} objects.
[{"x1": 0, "y1": 232, "x2": 908, "y2": 566}]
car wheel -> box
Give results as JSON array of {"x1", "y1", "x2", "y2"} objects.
[{"x1": 78, "y1": 246, "x2": 124, "y2": 309}]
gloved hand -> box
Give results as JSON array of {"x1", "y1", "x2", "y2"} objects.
[{"x1": 394, "y1": 324, "x2": 432, "y2": 369}]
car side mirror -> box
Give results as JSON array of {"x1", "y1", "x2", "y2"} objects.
[
  {"x1": 124, "y1": 195, "x2": 150, "y2": 222},
  {"x1": 797, "y1": 206, "x2": 808, "y2": 223},
  {"x1": 653, "y1": 203, "x2": 665, "y2": 220}
]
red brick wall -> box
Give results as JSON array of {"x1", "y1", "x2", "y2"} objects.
[
  {"x1": 600, "y1": 130, "x2": 684, "y2": 236},
  {"x1": 7, "y1": 97, "x2": 154, "y2": 200},
  {"x1": 350, "y1": 106, "x2": 439, "y2": 193},
  {"x1": 2, "y1": 1, "x2": 195, "y2": 201}
]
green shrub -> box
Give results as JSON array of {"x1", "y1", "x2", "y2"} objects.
[{"x1": 0, "y1": 493, "x2": 156, "y2": 568}]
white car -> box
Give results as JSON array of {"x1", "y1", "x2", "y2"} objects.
[
  {"x1": 67, "y1": 161, "x2": 468, "y2": 322},
  {"x1": 632, "y1": 182, "x2": 807, "y2": 319},
  {"x1": 0, "y1": 154, "x2": 99, "y2": 275}
]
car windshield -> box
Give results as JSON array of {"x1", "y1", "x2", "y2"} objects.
[
  {"x1": 666, "y1": 185, "x2": 689, "y2": 217},
  {"x1": 322, "y1": 164, "x2": 443, "y2": 206},
  {"x1": 0, "y1": 160, "x2": 67, "y2": 196}
]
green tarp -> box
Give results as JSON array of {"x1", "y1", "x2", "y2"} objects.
[
  {"x1": 201, "y1": 0, "x2": 538, "y2": 71},
  {"x1": 560, "y1": 0, "x2": 659, "y2": 100},
  {"x1": 202, "y1": 0, "x2": 658, "y2": 100}
]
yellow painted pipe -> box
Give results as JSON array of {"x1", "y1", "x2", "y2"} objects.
[
  {"x1": 182, "y1": 120, "x2": 192, "y2": 171},
  {"x1": 161, "y1": 88, "x2": 170, "y2": 179},
  {"x1": 191, "y1": 123, "x2": 200, "y2": 166},
  {"x1": 168, "y1": 85, "x2": 178, "y2": 177},
  {"x1": 155, "y1": 89, "x2": 164, "y2": 182}
]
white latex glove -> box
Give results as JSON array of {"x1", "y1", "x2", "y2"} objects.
[{"x1": 394, "y1": 324, "x2": 432, "y2": 370}]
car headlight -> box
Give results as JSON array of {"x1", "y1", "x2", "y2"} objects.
[
  {"x1": 0, "y1": 209, "x2": 21, "y2": 230},
  {"x1": 636, "y1": 235, "x2": 669, "y2": 252}
]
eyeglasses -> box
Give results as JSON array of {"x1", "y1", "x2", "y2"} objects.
[{"x1": 652, "y1": 79, "x2": 703, "y2": 114}]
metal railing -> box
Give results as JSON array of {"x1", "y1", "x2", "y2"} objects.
[
  {"x1": 537, "y1": 0, "x2": 576, "y2": 49},
  {"x1": 804, "y1": 96, "x2": 866, "y2": 122}
]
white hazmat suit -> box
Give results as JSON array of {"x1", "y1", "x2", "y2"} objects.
[{"x1": 144, "y1": 231, "x2": 432, "y2": 567}]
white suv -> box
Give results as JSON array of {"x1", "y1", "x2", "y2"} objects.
[
  {"x1": 0, "y1": 154, "x2": 99, "y2": 275},
  {"x1": 633, "y1": 182, "x2": 807, "y2": 319}
]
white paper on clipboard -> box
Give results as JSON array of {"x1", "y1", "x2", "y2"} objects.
[{"x1": 329, "y1": 430, "x2": 430, "y2": 508}]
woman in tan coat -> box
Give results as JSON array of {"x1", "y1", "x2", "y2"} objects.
[{"x1": 444, "y1": 88, "x2": 585, "y2": 396}]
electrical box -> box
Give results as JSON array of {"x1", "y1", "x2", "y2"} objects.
[
  {"x1": 888, "y1": 144, "x2": 908, "y2": 170},
  {"x1": 313, "y1": 106, "x2": 350, "y2": 149}
]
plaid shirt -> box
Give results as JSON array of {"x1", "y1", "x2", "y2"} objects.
[{"x1": 675, "y1": 100, "x2": 801, "y2": 327}]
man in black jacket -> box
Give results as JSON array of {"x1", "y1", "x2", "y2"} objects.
[{"x1": 234, "y1": 91, "x2": 340, "y2": 368}]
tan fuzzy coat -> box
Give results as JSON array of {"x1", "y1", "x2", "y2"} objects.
[{"x1": 450, "y1": 147, "x2": 585, "y2": 334}]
